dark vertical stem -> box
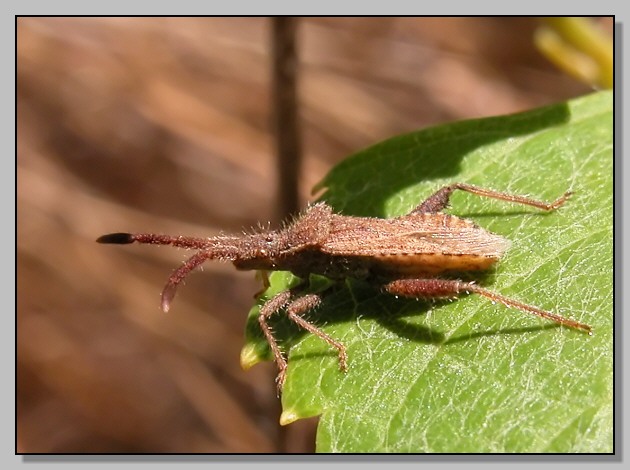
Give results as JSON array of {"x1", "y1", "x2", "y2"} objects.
[
  {"x1": 271, "y1": 17, "x2": 301, "y2": 223},
  {"x1": 270, "y1": 17, "x2": 301, "y2": 453}
]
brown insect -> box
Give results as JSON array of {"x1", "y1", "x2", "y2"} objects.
[{"x1": 97, "y1": 183, "x2": 592, "y2": 391}]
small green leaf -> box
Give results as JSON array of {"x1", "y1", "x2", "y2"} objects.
[{"x1": 243, "y1": 90, "x2": 612, "y2": 452}]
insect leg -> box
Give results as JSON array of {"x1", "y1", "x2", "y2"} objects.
[
  {"x1": 260, "y1": 290, "x2": 347, "y2": 393},
  {"x1": 285, "y1": 293, "x2": 348, "y2": 378},
  {"x1": 253, "y1": 270, "x2": 271, "y2": 298},
  {"x1": 258, "y1": 290, "x2": 293, "y2": 393},
  {"x1": 384, "y1": 278, "x2": 592, "y2": 333},
  {"x1": 411, "y1": 183, "x2": 572, "y2": 214},
  {"x1": 258, "y1": 290, "x2": 348, "y2": 394}
]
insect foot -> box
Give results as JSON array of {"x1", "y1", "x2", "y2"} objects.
[{"x1": 98, "y1": 184, "x2": 591, "y2": 392}]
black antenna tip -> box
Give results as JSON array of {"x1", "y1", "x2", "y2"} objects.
[{"x1": 96, "y1": 233, "x2": 135, "y2": 244}]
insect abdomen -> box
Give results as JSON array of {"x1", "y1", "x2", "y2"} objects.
[{"x1": 370, "y1": 252, "x2": 500, "y2": 275}]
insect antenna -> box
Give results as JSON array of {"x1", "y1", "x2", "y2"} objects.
[
  {"x1": 97, "y1": 232, "x2": 246, "y2": 311},
  {"x1": 97, "y1": 232, "x2": 217, "y2": 249},
  {"x1": 160, "y1": 251, "x2": 212, "y2": 312}
]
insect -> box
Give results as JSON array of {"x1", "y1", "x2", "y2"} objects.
[{"x1": 97, "y1": 183, "x2": 592, "y2": 392}]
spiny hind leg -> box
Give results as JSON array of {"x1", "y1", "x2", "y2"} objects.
[
  {"x1": 411, "y1": 183, "x2": 572, "y2": 214},
  {"x1": 384, "y1": 278, "x2": 591, "y2": 333}
]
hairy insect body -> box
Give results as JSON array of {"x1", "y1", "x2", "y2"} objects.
[
  {"x1": 98, "y1": 183, "x2": 591, "y2": 393},
  {"x1": 235, "y1": 205, "x2": 510, "y2": 280}
]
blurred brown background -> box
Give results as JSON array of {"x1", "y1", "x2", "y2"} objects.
[{"x1": 17, "y1": 17, "x2": 608, "y2": 453}]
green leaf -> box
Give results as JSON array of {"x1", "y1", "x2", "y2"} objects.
[{"x1": 242, "y1": 90, "x2": 613, "y2": 453}]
